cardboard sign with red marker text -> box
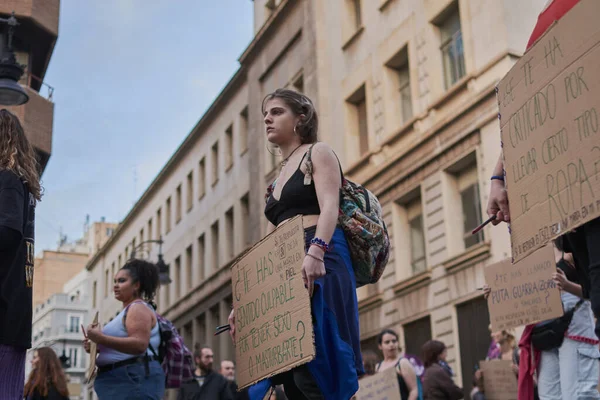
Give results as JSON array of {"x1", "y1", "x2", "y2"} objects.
[
  {"x1": 231, "y1": 216, "x2": 315, "y2": 389},
  {"x1": 496, "y1": 0, "x2": 600, "y2": 262}
]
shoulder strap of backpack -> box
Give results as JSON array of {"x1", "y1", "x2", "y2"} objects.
[
  {"x1": 305, "y1": 143, "x2": 345, "y2": 182},
  {"x1": 122, "y1": 300, "x2": 148, "y2": 328}
]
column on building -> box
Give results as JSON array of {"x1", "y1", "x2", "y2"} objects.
[{"x1": 219, "y1": 300, "x2": 233, "y2": 363}]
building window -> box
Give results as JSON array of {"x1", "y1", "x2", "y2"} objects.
[
  {"x1": 386, "y1": 47, "x2": 413, "y2": 126},
  {"x1": 211, "y1": 141, "x2": 219, "y2": 185},
  {"x1": 239, "y1": 107, "x2": 249, "y2": 155},
  {"x1": 69, "y1": 315, "x2": 80, "y2": 333},
  {"x1": 174, "y1": 256, "x2": 181, "y2": 299},
  {"x1": 225, "y1": 207, "x2": 234, "y2": 260},
  {"x1": 461, "y1": 176, "x2": 483, "y2": 248},
  {"x1": 407, "y1": 199, "x2": 426, "y2": 275},
  {"x1": 106, "y1": 228, "x2": 114, "y2": 236},
  {"x1": 166, "y1": 197, "x2": 172, "y2": 233},
  {"x1": 199, "y1": 158, "x2": 206, "y2": 199},
  {"x1": 211, "y1": 220, "x2": 220, "y2": 271},
  {"x1": 176, "y1": 185, "x2": 182, "y2": 224},
  {"x1": 293, "y1": 74, "x2": 304, "y2": 93},
  {"x1": 92, "y1": 281, "x2": 97, "y2": 308},
  {"x1": 125, "y1": 245, "x2": 129, "y2": 261},
  {"x1": 225, "y1": 124, "x2": 234, "y2": 171},
  {"x1": 132, "y1": 238, "x2": 136, "y2": 255},
  {"x1": 198, "y1": 234, "x2": 206, "y2": 281},
  {"x1": 403, "y1": 316, "x2": 432, "y2": 357},
  {"x1": 68, "y1": 348, "x2": 79, "y2": 368},
  {"x1": 438, "y1": 7, "x2": 465, "y2": 89},
  {"x1": 241, "y1": 193, "x2": 250, "y2": 249},
  {"x1": 118, "y1": 254, "x2": 122, "y2": 269},
  {"x1": 139, "y1": 228, "x2": 144, "y2": 245},
  {"x1": 187, "y1": 171, "x2": 194, "y2": 211},
  {"x1": 148, "y1": 218, "x2": 153, "y2": 241},
  {"x1": 346, "y1": 85, "x2": 369, "y2": 157},
  {"x1": 186, "y1": 245, "x2": 193, "y2": 291},
  {"x1": 156, "y1": 208, "x2": 162, "y2": 238},
  {"x1": 446, "y1": 153, "x2": 483, "y2": 252},
  {"x1": 265, "y1": 0, "x2": 282, "y2": 15},
  {"x1": 392, "y1": 187, "x2": 428, "y2": 280},
  {"x1": 350, "y1": 0, "x2": 362, "y2": 30},
  {"x1": 104, "y1": 269, "x2": 109, "y2": 298},
  {"x1": 111, "y1": 262, "x2": 115, "y2": 284}
]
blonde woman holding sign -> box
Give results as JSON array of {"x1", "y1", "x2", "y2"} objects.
[{"x1": 229, "y1": 89, "x2": 363, "y2": 400}]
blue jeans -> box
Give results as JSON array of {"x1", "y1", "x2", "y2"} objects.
[
  {"x1": 538, "y1": 337, "x2": 600, "y2": 400},
  {"x1": 94, "y1": 360, "x2": 165, "y2": 400}
]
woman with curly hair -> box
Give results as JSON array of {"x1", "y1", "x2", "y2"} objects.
[
  {"x1": 0, "y1": 109, "x2": 42, "y2": 399},
  {"x1": 24, "y1": 347, "x2": 69, "y2": 400},
  {"x1": 84, "y1": 259, "x2": 165, "y2": 399}
]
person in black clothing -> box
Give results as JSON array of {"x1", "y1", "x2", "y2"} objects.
[
  {"x1": 23, "y1": 347, "x2": 70, "y2": 400},
  {"x1": 0, "y1": 109, "x2": 41, "y2": 399},
  {"x1": 220, "y1": 360, "x2": 250, "y2": 400},
  {"x1": 177, "y1": 347, "x2": 234, "y2": 400}
]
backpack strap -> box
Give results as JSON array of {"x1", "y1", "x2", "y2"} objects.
[
  {"x1": 304, "y1": 142, "x2": 345, "y2": 184},
  {"x1": 122, "y1": 300, "x2": 147, "y2": 328},
  {"x1": 303, "y1": 143, "x2": 317, "y2": 185}
]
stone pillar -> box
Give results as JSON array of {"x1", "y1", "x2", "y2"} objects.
[
  {"x1": 205, "y1": 306, "x2": 216, "y2": 353},
  {"x1": 192, "y1": 315, "x2": 201, "y2": 352},
  {"x1": 219, "y1": 300, "x2": 233, "y2": 363}
]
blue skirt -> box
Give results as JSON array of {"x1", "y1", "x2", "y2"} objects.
[{"x1": 250, "y1": 226, "x2": 363, "y2": 399}]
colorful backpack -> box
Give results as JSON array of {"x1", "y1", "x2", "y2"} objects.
[
  {"x1": 123, "y1": 301, "x2": 194, "y2": 389},
  {"x1": 304, "y1": 144, "x2": 390, "y2": 287},
  {"x1": 149, "y1": 313, "x2": 195, "y2": 388}
]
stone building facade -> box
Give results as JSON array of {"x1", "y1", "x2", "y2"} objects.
[{"x1": 85, "y1": 1, "x2": 547, "y2": 398}]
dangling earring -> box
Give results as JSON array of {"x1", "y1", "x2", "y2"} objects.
[{"x1": 293, "y1": 125, "x2": 298, "y2": 136}]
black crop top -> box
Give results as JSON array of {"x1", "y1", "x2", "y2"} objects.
[{"x1": 264, "y1": 154, "x2": 321, "y2": 226}]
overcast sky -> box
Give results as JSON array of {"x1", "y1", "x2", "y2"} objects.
[{"x1": 36, "y1": 1, "x2": 254, "y2": 252}]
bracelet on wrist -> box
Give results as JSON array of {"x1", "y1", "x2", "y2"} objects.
[
  {"x1": 306, "y1": 253, "x2": 324, "y2": 263},
  {"x1": 491, "y1": 175, "x2": 504, "y2": 182},
  {"x1": 310, "y1": 237, "x2": 330, "y2": 252}
]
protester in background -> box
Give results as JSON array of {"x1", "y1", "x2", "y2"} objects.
[
  {"x1": 470, "y1": 370, "x2": 485, "y2": 400},
  {"x1": 376, "y1": 329, "x2": 419, "y2": 400},
  {"x1": 534, "y1": 238, "x2": 600, "y2": 400},
  {"x1": 229, "y1": 89, "x2": 363, "y2": 399},
  {"x1": 486, "y1": 325, "x2": 502, "y2": 360},
  {"x1": 220, "y1": 360, "x2": 249, "y2": 400},
  {"x1": 178, "y1": 347, "x2": 233, "y2": 400},
  {"x1": 84, "y1": 259, "x2": 165, "y2": 399},
  {"x1": 421, "y1": 340, "x2": 463, "y2": 400},
  {"x1": 0, "y1": 109, "x2": 41, "y2": 399},
  {"x1": 23, "y1": 347, "x2": 70, "y2": 400},
  {"x1": 487, "y1": 0, "x2": 600, "y2": 347},
  {"x1": 361, "y1": 350, "x2": 380, "y2": 378}
]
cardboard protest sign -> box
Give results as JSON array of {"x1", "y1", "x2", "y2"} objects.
[
  {"x1": 86, "y1": 311, "x2": 99, "y2": 382},
  {"x1": 355, "y1": 367, "x2": 401, "y2": 400},
  {"x1": 484, "y1": 245, "x2": 563, "y2": 331},
  {"x1": 480, "y1": 360, "x2": 518, "y2": 400},
  {"x1": 496, "y1": 0, "x2": 600, "y2": 262},
  {"x1": 231, "y1": 216, "x2": 315, "y2": 389}
]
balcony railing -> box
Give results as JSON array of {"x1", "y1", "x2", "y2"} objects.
[{"x1": 20, "y1": 72, "x2": 54, "y2": 102}]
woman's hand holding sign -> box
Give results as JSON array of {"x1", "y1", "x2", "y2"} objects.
[{"x1": 303, "y1": 248, "x2": 326, "y2": 297}]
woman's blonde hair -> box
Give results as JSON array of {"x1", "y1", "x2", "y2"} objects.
[{"x1": 0, "y1": 109, "x2": 42, "y2": 201}]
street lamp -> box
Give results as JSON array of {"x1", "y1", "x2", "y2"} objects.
[
  {"x1": 130, "y1": 236, "x2": 171, "y2": 285},
  {"x1": 0, "y1": 12, "x2": 28, "y2": 105},
  {"x1": 59, "y1": 339, "x2": 71, "y2": 369}
]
